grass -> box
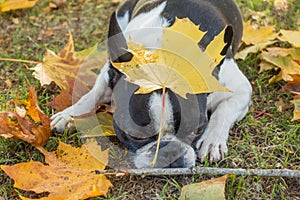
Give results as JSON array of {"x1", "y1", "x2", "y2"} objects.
[{"x1": 0, "y1": 0, "x2": 300, "y2": 199}]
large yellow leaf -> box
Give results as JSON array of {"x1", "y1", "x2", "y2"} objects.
[
  {"x1": 0, "y1": 0, "x2": 38, "y2": 12},
  {"x1": 167, "y1": 17, "x2": 206, "y2": 42},
  {"x1": 33, "y1": 32, "x2": 107, "y2": 110},
  {"x1": 242, "y1": 21, "x2": 278, "y2": 45},
  {"x1": 179, "y1": 175, "x2": 231, "y2": 200},
  {"x1": 112, "y1": 18, "x2": 229, "y2": 99},
  {"x1": 1, "y1": 140, "x2": 112, "y2": 200}
]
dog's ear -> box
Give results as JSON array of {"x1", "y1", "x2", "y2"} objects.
[
  {"x1": 221, "y1": 25, "x2": 234, "y2": 57},
  {"x1": 107, "y1": 11, "x2": 133, "y2": 63}
]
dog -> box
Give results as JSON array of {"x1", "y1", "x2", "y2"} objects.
[{"x1": 51, "y1": 0, "x2": 252, "y2": 168}]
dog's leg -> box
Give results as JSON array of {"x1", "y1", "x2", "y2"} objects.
[
  {"x1": 50, "y1": 62, "x2": 112, "y2": 132},
  {"x1": 196, "y1": 58, "x2": 252, "y2": 162},
  {"x1": 50, "y1": 4, "x2": 134, "y2": 132}
]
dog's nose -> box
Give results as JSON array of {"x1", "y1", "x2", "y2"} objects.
[{"x1": 133, "y1": 137, "x2": 196, "y2": 168}]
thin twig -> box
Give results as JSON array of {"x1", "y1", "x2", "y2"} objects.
[
  {"x1": 0, "y1": 57, "x2": 40, "y2": 64},
  {"x1": 99, "y1": 167, "x2": 300, "y2": 178}
]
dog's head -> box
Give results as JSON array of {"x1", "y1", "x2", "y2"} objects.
[{"x1": 106, "y1": 8, "x2": 234, "y2": 168}]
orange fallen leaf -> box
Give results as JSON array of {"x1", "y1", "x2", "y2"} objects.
[
  {"x1": 14, "y1": 84, "x2": 43, "y2": 122},
  {"x1": 0, "y1": 0, "x2": 38, "y2": 12},
  {"x1": 47, "y1": 81, "x2": 73, "y2": 111},
  {"x1": 1, "y1": 140, "x2": 112, "y2": 200},
  {"x1": 0, "y1": 85, "x2": 51, "y2": 146},
  {"x1": 179, "y1": 175, "x2": 232, "y2": 200}
]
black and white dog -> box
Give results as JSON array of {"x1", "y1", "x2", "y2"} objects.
[{"x1": 51, "y1": 0, "x2": 252, "y2": 168}]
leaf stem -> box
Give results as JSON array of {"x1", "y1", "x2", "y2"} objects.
[
  {"x1": 150, "y1": 87, "x2": 166, "y2": 167},
  {"x1": 0, "y1": 57, "x2": 40, "y2": 65}
]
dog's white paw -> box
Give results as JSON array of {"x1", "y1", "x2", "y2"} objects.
[
  {"x1": 50, "y1": 109, "x2": 74, "y2": 132},
  {"x1": 196, "y1": 130, "x2": 228, "y2": 163}
]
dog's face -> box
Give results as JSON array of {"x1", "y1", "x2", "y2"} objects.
[
  {"x1": 106, "y1": 0, "x2": 242, "y2": 168},
  {"x1": 112, "y1": 76, "x2": 208, "y2": 168}
]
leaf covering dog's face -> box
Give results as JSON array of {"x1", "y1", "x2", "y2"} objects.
[{"x1": 109, "y1": 17, "x2": 232, "y2": 167}]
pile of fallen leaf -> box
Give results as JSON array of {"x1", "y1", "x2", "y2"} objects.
[
  {"x1": 236, "y1": 20, "x2": 300, "y2": 120},
  {"x1": 1, "y1": 0, "x2": 300, "y2": 199}
]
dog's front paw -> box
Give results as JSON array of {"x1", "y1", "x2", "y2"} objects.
[
  {"x1": 50, "y1": 109, "x2": 74, "y2": 132},
  {"x1": 196, "y1": 130, "x2": 228, "y2": 163}
]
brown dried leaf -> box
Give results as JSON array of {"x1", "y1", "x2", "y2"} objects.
[{"x1": 0, "y1": 85, "x2": 51, "y2": 146}]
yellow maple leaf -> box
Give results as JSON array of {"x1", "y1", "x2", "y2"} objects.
[
  {"x1": 112, "y1": 18, "x2": 229, "y2": 99},
  {"x1": 235, "y1": 41, "x2": 276, "y2": 60},
  {"x1": 179, "y1": 175, "x2": 232, "y2": 200},
  {"x1": 33, "y1": 32, "x2": 101, "y2": 91},
  {"x1": 0, "y1": 0, "x2": 38, "y2": 12},
  {"x1": 0, "y1": 140, "x2": 112, "y2": 200},
  {"x1": 167, "y1": 17, "x2": 206, "y2": 42},
  {"x1": 242, "y1": 21, "x2": 278, "y2": 45},
  {"x1": 279, "y1": 30, "x2": 300, "y2": 47}
]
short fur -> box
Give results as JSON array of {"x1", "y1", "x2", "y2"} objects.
[{"x1": 51, "y1": 0, "x2": 252, "y2": 168}]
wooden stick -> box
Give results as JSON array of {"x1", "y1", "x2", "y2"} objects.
[{"x1": 99, "y1": 167, "x2": 300, "y2": 178}]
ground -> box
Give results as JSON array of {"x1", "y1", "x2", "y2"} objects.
[{"x1": 0, "y1": 0, "x2": 300, "y2": 199}]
